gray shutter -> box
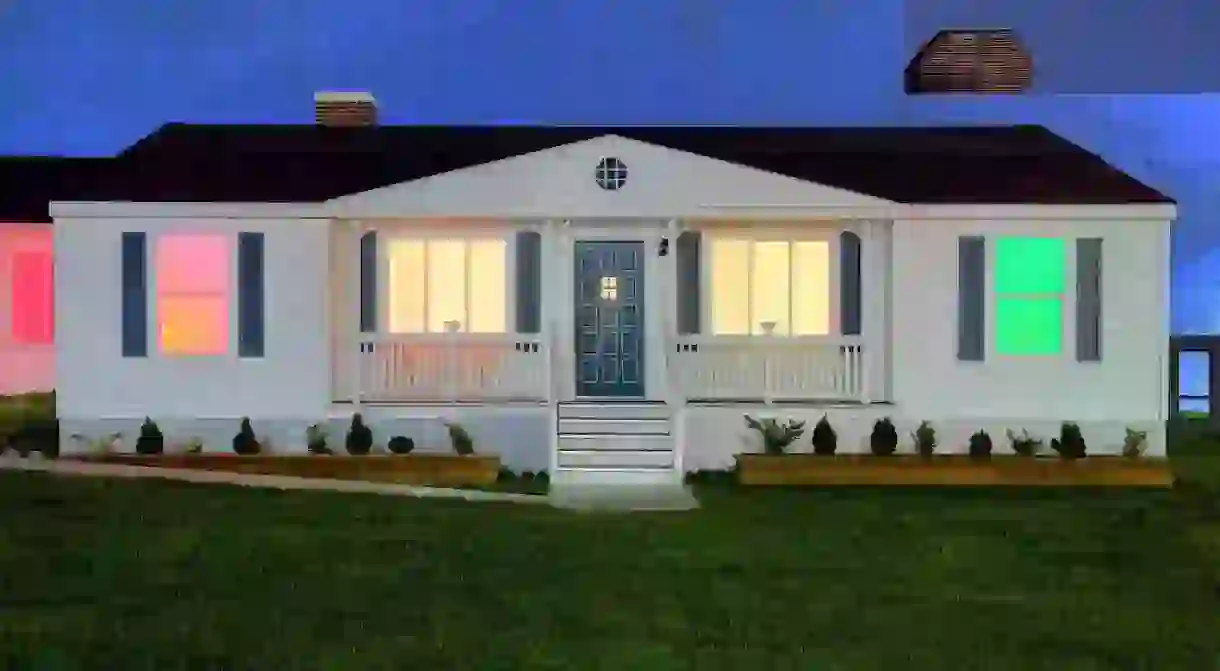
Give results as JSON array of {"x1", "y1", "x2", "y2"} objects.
[
  {"x1": 840, "y1": 231, "x2": 862, "y2": 336},
  {"x1": 237, "y1": 232, "x2": 265, "y2": 358},
  {"x1": 1076, "y1": 238, "x2": 1102, "y2": 361},
  {"x1": 515, "y1": 231, "x2": 541, "y2": 333},
  {"x1": 359, "y1": 231, "x2": 377, "y2": 333},
  {"x1": 676, "y1": 231, "x2": 701, "y2": 334},
  {"x1": 957, "y1": 236, "x2": 985, "y2": 361},
  {"x1": 120, "y1": 232, "x2": 147, "y2": 358}
]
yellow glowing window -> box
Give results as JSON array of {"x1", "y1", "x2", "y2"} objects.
[
  {"x1": 157, "y1": 234, "x2": 229, "y2": 355},
  {"x1": 388, "y1": 238, "x2": 507, "y2": 333},
  {"x1": 709, "y1": 238, "x2": 830, "y2": 336}
]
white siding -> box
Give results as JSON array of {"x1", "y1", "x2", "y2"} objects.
[
  {"x1": 890, "y1": 217, "x2": 1170, "y2": 426},
  {"x1": 55, "y1": 216, "x2": 331, "y2": 421}
]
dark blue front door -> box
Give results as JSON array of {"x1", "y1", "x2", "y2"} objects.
[{"x1": 575, "y1": 241, "x2": 645, "y2": 398}]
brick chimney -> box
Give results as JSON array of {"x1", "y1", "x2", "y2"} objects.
[{"x1": 314, "y1": 91, "x2": 377, "y2": 127}]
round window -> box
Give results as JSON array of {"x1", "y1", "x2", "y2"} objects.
[{"x1": 594, "y1": 157, "x2": 628, "y2": 191}]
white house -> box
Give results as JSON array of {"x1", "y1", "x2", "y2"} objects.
[{"x1": 48, "y1": 93, "x2": 1175, "y2": 485}]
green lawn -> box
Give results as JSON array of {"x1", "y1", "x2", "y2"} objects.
[{"x1": 1, "y1": 455, "x2": 1219, "y2": 670}]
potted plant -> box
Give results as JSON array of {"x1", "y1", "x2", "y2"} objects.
[
  {"x1": 1122, "y1": 428, "x2": 1148, "y2": 458},
  {"x1": 744, "y1": 415, "x2": 806, "y2": 455},
  {"x1": 1050, "y1": 422, "x2": 1087, "y2": 460},
  {"x1": 135, "y1": 417, "x2": 164, "y2": 455},
  {"x1": 346, "y1": 414, "x2": 373, "y2": 455},
  {"x1": 446, "y1": 422, "x2": 475, "y2": 456},
  {"x1": 811, "y1": 415, "x2": 837, "y2": 456},
  {"x1": 306, "y1": 423, "x2": 332, "y2": 455},
  {"x1": 387, "y1": 435, "x2": 415, "y2": 455},
  {"x1": 182, "y1": 437, "x2": 204, "y2": 454},
  {"x1": 870, "y1": 417, "x2": 898, "y2": 456},
  {"x1": 912, "y1": 420, "x2": 937, "y2": 458},
  {"x1": 1006, "y1": 429, "x2": 1042, "y2": 457},
  {"x1": 232, "y1": 417, "x2": 261, "y2": 455},
  {"x1": 967, "y1": 430, "x2": 993, "y2": 459}
]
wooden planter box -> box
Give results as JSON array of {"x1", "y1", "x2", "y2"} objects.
[
  {"x1": 74, "y1": 453, "x2": 501, "y2": 487},
  {"x1": 735, "y1": 454, "x2": 1173, "y2": 487}
]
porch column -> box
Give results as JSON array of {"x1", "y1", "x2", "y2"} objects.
[
  {"x1": 860, "y1": 219, "x2": 890, "y2": 403},
  {"x1": 351, "y1": 219, "x2": 367, "y2": 410}
]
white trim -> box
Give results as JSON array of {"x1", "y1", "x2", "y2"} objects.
[
  {"x1": 50, "y1": 201, "x2": 328, "y2": 219},
  {"x1": 695, "y1": 203, "x2": 1175, "y2": 222}
]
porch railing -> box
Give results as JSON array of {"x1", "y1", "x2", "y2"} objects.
[
  {"x1": 669, "y1": 336, "x2": 866, "y2": 402},
  {"x1": 354, "y1": 333, "x2": 548, "y2": 402}
]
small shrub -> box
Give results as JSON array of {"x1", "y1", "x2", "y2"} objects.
[
  {"x1": 1050, "y1": 422, "x2": 1087, "y2": 460},
  {"x1": 811, "y1": 415, "x2": 837, "y2": 455},
  {"x1": 306, "y1": 423, "x2": 332, "y2": 455},
  {"x1": 744, "y1": 415, "x2": 806, "y2": 455},
  {"x1": 387, "y1": 435, "x2": 415, "y2": 455},
  {"x1": 232, "y1": 417, "x2": 261, "y2": 455},
  {"x1": 968, "y1": 430, "x2": 993, "y2": 459},
  {"x1": 183, "y1": 437, "x2": 204, "y2": 454},
  {"x1": 135, "y1": 418, "x2": 164, "y2": 455},
  {"x1": 346, "y1": 414, "x2": 373, "y2": 455},
  {"x1": 1122, "y1": 428, "x2": 1149, "y2": 458},
  {"x1": 447, "y1": 423, "x2": 475, "y2": 455},
  {"x1": 912, "y1": 420, "x2": 937, "y2": 458},
  {"x1": 1006, "y1": 429, "x2": 1042, "y2": 457},
  {"x1": 870, "y1": 417, "x2": 898, "y2": 456},
  {"x1": 11, "y1": 419, "x2": 60, "y2": 459}
]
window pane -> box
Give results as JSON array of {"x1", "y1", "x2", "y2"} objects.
[
  {"x1": 1179, "y1": 351, "x2": 1210, "y2": 397},
  {"x1": 710, "y1": 239, "x2": 750, "y2": 335},
  {"x1": 427, "y1": 240, "x2": 467, "y2": 332},
  {"x1": 11, "y1": 251, "x2": 53, "y2": 344},
  {"x1": 158, "y1": 235, "x2": 229, "y2": 294},
  {"x1": 160, "y1": 295, "x2": 228, "y2": 355},
  {"x1": 751, "y1": 242, "x2": 790, "y2": 335},
  {"x1": 468, "y1": 239, "x2": 507, "y2": 333},
  {"x1": 995, "y1": 237, "x2": 1065, "y2": 295},
  {"x1": 387, "y1": 239, "x2": 425, "y2": 333},
  {"x1": 792, "y1": 241, "x2": 830, "y2": 336},
  {"x1": 996, "y1": 296, "x2": 1062, "y2": 355}
]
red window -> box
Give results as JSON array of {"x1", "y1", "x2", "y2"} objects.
[{"x1": 11, "y1": 251, "x2": 53, "y2": 344}]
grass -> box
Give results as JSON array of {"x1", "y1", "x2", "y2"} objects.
[{"x1": 1, "y1": 459, "x2": 1219, "y2": 668}]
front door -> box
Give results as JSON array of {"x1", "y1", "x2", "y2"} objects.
[{"x1": 574, "y1": 241, "x2": 645, "y2": 398}]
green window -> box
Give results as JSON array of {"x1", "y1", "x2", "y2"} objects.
[{"x1": 994, "y1": 237, "x2": 1065, "y2": 355}]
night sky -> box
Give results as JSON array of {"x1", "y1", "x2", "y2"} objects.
[{"x1": 3, "y1": 0, "x2": 1220, "y2": 333}]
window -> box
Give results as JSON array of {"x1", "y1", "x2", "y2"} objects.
[
  {"x1": 709, "y1": 238, "x2": 830, "y2": 336},
  {"x1": 157, "y1": 235, "x2": 230, "y2": 355},
  {"x1": 594, "y1": 157, "x2": 628, "y2": 191},
  {"x1": 387, "y1": 238, "x2": 507, "y2": 333},
  {"x1": 10, "y1": 251, "x2": 53, "y2": 345},
  {"x1": 994, "y1": 237, "x2": 1065, "y2": 356}
]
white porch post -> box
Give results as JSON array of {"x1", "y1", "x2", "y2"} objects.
[
  {"x1": 665, "y1": 218, "x2": 687, "y2": 477},
  {"x1": 351, "y1": 219, "x2": 366, "y2": 411},
  {"x1": 860, "y1": 219, "x2": 887, "y2": 403}
]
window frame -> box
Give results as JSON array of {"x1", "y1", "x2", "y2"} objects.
[
  {"x1": 378, "y1": 232, "x2": 516, "y2": 336},
  {"x1": 987, "y1": 235, "x2": 1076, "y2": 360},
  {"x1": 700, "y1": 230, "x2": 841, "y2": 342},
  {"x1": 151, "y1": 231, "x2": 236, "y2": 358}
]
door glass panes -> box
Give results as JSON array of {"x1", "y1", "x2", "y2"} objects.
[{"x1": 1178, "y1": 350, "x2": 1210, "y2": 415}]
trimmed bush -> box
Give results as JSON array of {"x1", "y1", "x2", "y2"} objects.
[
  {"x1": 1050, "y1": 422, "x2": 1087, "y2": 460},
  {"x1": 387, "y1": 435, "x2": 415, "y2": 455},
  {"x1": 232, "y1": 417, "x2": 261, "y2": 455},
  {"x1": 135, "y1": 418, "x2": 164, "y2": 455},
  {"x1": 346, "y1": 414, "x2": 373, "y2": 455},
  {"x1": 306, "y1": 423, "x2": 332, "y2": 455},
  {"x1": 870, "y1": 418, "x2": 898, "y2": 456},
  {"x1": 811, "y1": 415, "x2": 837, "y2": 455},
  {"x1": 912, "y1": 421, "x2": 937, "y2": 458},
  {"x1": 968, "y1": 430, "x2": 993, "y2": 459},
  {"x1": 446, "y1": 422, "x2": 475, "y2": 456}
]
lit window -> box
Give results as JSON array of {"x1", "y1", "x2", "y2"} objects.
[
  {"x1": 709, "y1": 238, "x2": 830, "y2": 336},
  {"x1": 10, "y1": 251, "x2": 53, "y2": 345},
  {"x1": 157, "y1": 235, "x2": 229, "y2": 355},
  {"x1": 994, "y1": 237, "x2": 1064, "y2": 355},
  {"x1": 387, "y1": 238, "x2": 507, "y2": 334}
]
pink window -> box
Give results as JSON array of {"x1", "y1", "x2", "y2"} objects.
[
  {"x1": 156, "y1": 235, "x2": 230, "y2": 355},
  {"x1": 11, "y1": 251, "x2": 53, "y2": 345}
]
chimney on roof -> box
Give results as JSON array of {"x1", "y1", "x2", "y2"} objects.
[{"x1": 314, "y1": 91, "x2": 377, "y2": 127}]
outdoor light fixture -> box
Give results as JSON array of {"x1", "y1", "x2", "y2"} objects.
[{"x1": 658, "y1": 237, "x2": 669, "y2": 257}]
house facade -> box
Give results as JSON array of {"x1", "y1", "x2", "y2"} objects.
[{"x1": 41, "y1": 94, "x2": 1174, "y2": 484}]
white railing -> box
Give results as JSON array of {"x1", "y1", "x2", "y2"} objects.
[
  {"x1": 354, "y1": 333, "x2": 548, "y2": 402},
  {"x1": 669, "y1": 336, "x2": 866, "y2": 402}
]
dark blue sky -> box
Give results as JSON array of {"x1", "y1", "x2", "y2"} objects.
[{"x1": 3, "y1": 0, "x2": 1220, "y2": 332}]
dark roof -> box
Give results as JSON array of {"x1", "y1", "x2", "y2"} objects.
[{"x1": 0, "y1": 123, "x2": 1172, "y2": 220}]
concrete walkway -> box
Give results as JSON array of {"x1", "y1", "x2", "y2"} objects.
[{"x1": 0, "y1": 456, "x2": 547, "y2": 505}]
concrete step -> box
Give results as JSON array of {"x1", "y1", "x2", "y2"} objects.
[
  {"x1": 557, "y1": 449, "x2": 674, "y2": 469},
  {"x1": 557, "y1": 417, "x2": 669, "y2": 436},
  {"x1": 558, "y1": 434, "x2": 672, "y2": 452},
  {"x1": 557, "y1": 403, "x2": 670, "y2": 421},
  {"x1": 551, "y1": 466, "x2": 681, "y2": 487},
  {"x1": 548, "y1": 483, "x2": 700, "y2": 511}
]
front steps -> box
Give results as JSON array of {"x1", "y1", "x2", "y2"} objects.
[{"x1": 552, "y1": 402, "x2": 681, "y2": 486}]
